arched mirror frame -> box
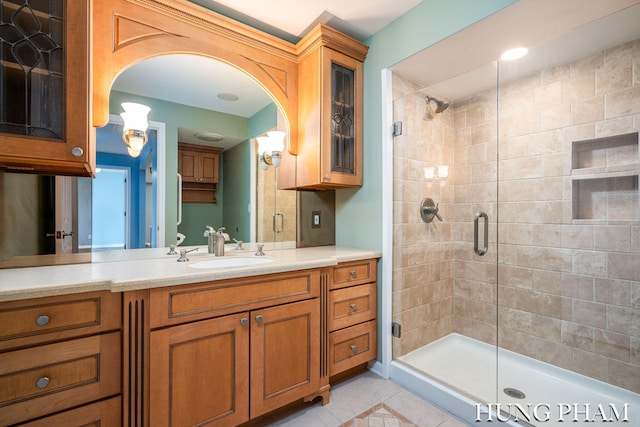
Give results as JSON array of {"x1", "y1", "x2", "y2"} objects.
[{"x1": 92, "y1": 0, "x2": 299, "y2": 154}]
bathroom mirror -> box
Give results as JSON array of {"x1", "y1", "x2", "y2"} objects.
[{"x1": 93, "y1": 54, "x2": 297, "y2": 252}]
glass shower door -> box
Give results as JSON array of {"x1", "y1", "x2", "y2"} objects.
[
  {"x1": 494, "y1": 22, "x2": 640, "y2": 424},
  {"x1": 389, "y1": 66, "x2": 500, "y2": 401}
]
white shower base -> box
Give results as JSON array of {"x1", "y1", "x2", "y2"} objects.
[{"x1": 392, "y1": 333, "x2": 640, "y2": 426}]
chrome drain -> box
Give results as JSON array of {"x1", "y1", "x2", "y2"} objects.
[{"x1": 503, "y1": 387, "x2": 526, "y2": 399}]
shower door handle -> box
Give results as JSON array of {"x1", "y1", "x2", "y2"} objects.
[{"x1": 474, "y1": 212, "x2": 488, "y2": 256}]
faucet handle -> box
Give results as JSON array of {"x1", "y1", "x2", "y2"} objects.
[
  {"x1": 167, "y1": 244, "x2": 177, "y2": 255},
  {"x1": 255, "y1": 244, "x2": 265, "y2": 256},
  {"x1": 177, "y1": 247, "x2": 198, "y2": 262},
  {"x1": 233, "y1": 239, "x2": 244, "y2": 250}
]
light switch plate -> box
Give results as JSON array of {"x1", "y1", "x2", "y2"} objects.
[{"x1": 312, "y1": 211, "x2": 321, "y2": 228}]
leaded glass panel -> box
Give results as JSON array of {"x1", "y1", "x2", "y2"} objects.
[
  {"x1": 331, "y1": 62, "x2": 355, "y2": 174},
  {"x1": 0, "y1": 0, "x2": 63, "y2": 139}
]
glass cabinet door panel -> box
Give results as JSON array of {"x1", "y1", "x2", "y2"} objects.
[{"x1": 331, "y1": 62, "x2": 355, "y2": 175}]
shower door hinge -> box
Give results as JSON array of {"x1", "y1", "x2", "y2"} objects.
[
  {"x1": 392, "y1": 121, "x2": 402, "y2": 137},
  {"x1": 391, "y1": 322, "x2": 401, "y2": 338}
]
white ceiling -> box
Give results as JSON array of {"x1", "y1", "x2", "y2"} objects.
[
  {"x1": 188, "y1": 0, "x2": 422, "y2": 42},
  {"x1": 108, "y1": 0, "x2": 640, "y2": 152},
  {"x1": 392, "y1": 0, "x2": 640, "y2": 102}
]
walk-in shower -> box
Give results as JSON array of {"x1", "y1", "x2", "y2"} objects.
[{"x1": 387, "y1": 5, "x2": 640, "y2": 425}]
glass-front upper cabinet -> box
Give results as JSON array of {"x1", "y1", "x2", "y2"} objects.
[
  {"x1": 0, "y1": 0, "x2": 93, "y2": 176},
  {"x1": 287, "y1": 24, "x2": 367, "y2": 190}
]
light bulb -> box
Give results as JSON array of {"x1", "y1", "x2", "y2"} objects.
[
  {"x1": 267, "y1": 131, "x2": 286, "y2": 153},
  {"x1": 271, "y1": 152, "x2": 281, "y2": 168},
  {"x1": 424, "y1": 167, "x2": 435, "y2": 180},
  {"x1": 120, "y1": 102, "x2": 150, "y2": 131},
  {"x1": 256, "y1": 136, "x2": 269, "y2": 155}
]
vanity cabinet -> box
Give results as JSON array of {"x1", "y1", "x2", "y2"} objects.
[
  {"x1": 0, "y1": 0, "x2": 93, "y2": 176},
  {"x1": 146, "y1": 270, "x2": 321, "y2": 426},
  {"x1": 327, "y1": 259, "x2": 377, "y2": 375},
  {"x1": 178, "y1": 142, "x2": 222, "y2": 203},
  {"x1": 286, "y1": 24, "x2": 368, "y2": 190},
  {"x1": 0, "y1": 291, "x2": 122, "y2": 425}
]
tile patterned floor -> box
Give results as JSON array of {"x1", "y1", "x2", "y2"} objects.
[
  {"x1": 263, "y1": 371, "x2": 471, "y2": 426},
  {"x1": 339, "y1": 403, "x2": 417, "y2": 426}
]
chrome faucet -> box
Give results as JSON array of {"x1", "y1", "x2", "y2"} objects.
[
  {"x1": 204, "y1": 226, "x2": 230, "y2": 256},
  {"x1": 204, "y1": 226, "x2": 215, "y2": 253}
]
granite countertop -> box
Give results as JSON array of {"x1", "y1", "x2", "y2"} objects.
[{"x1": 0, "y1": 246, "x2": 381, "y2": 302}]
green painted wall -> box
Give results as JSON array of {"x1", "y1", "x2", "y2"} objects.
[
  {"x1": 109, "y1": 91, "x2": 249, "y2": 246},
  {"x1": 249, "y1": 103, "x2": 277, "y2": 137},
  {"x1": 222, "y1": 141, "x2": 251, "y2": 242},
  {"x1": 335, "y1": 0, "x2": 518, "y2": 251},
  {"x1": 222, "y1": 103, "x2": 277, "y2": 243}
]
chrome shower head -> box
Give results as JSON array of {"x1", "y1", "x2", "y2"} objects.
[{"x1": 425, "y1": 96, "x2": 449, "y2": 114}]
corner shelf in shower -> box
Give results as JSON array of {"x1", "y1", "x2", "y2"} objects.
[{"x1": 570, "y1": 132, "x2": 639, "y2": 223}]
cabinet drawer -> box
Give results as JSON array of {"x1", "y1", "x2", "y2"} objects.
[
  {"x1": 0, "y1": 291, "x2": 121, "y2": 351},
  {"x1": 16, "y1": 396, "x2": 121, "y2": 427},
  {"x1": 150, "y1": 269, "x2": 320, "y2": 328},
  {"x1": 328, "y1": 283, "x2": 376, "y2": 331},
  {"x1": 331, "y1": 259, "x2": 376, "y2": 289},
  {"x1": 329, "y1": 320, "x2": 377, "y2": 376},
  {"x1": 0, "y1": 332, "x2": 121, "y2": 426}
]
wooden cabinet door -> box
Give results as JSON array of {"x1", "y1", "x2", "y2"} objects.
[
  {"x1": 250, "y1": 299, "x2": 320, "y2": 418},
  {"x1": 150, "y1": 313, "x2": 250, "y2": 427},
  {"x1": 0, "y1": 0, "x2": 93, "y2": 176},
  {"x1": 199, "y1": 151, "x2": 219, "y2": 183},
  {"x1": 178, "y1": 149, "x2": 199, "y2": 183},
  {"x1": 320, "y1": 48, "x2": 363, "y2": 187},
  {"x1": 178, "y1": 148, "x2": 219, "y2": 184}
]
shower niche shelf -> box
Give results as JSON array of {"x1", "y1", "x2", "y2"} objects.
[{"x1": 571, "y1": 133, "x2": 639, "y2": 223}]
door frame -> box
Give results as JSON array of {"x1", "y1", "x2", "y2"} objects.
[{"x1": 106, "y1": 114, "x2": 166, "y2": 248}]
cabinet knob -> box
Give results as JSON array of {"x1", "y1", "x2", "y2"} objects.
[
  {"x1": 349, "y1": 270, "x2": 356, "y2": 278},
  {"x1": 350, "y1": 344, "x2": 358, "y2": 353},
  {"x1": 71, "y1": 147, "x2": 84, "y2": 157},
  {"x1": 350, "y1": 303, "x2": 357, "y2": 311},
  {"x1": 36, "y1": 315, "x2": 50, "y2": 326},
  {"x1": 36, "y1": 376, "x2": 50, "y2": 389},
  {"x1": 240, "y1": 317, "x2": 248, "y2": 326},
  {"x1": 255, "y1": 315, "x2": 263, "y2": 323},
  {"x1": 324, "y1": 174, "x2": 331, "y2": 180}
]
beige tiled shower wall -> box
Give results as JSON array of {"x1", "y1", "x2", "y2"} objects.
[
  {"x1": 393, "y1": 38, "x2": 640, "y2": 394},
  {"x1": 256, "y1": 158, "x2": 296, "y2": 243},
  {"x1": 392, "y1": 74, "x2": 456, "y2": 357}
]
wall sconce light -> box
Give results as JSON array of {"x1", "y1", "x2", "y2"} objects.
[
  {"x1": 424, "y1": 165, "x2": 449, "y2": 185},
  {"x1": 257, "y1": 130, "x2": 286, "y2": 169},
  {"x1": 120, "y1": 102, "x2": 151, "y2": 158}
]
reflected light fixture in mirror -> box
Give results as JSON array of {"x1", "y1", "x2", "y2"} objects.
[
  {"x1": 424, "y1": 165, "x2": 449, "y2": 186},
  {"x1": 120, "y1": 102, "x2": 151, "y2": 157},
  {"x1": 257, "y1": 131, "x2": 286, "y2": 169}
]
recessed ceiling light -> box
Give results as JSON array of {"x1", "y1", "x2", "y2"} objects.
[
  {"x1": 195, "y1": 132, "x2": 224, "y2": 142},
  {"x1": 500, "y1": 47, "x2": 528, "y2": 61},
  {"x1": 217, "y1": 92, "x2": 239, "y2": 101}
]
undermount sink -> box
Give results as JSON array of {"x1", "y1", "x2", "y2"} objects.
[{"x1": 188, "y1": 256, "x2": 275, "y2": 269}]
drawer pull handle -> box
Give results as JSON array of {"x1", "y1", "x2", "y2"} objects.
[
  {"x1": 349, "y1": 270, "x2": 356, "y2": 278},
  {"x1": 36, "y1": 376, "x2": 50, "y2": 389},
  {"x1": 350, "y1": 303, "x2": 357, "y2": 311},
  {"x1": 255, "y1": 315, "x2": 263, "y2": 323},
  {"x1": 350, "y1": 344, "x2": 358, "y2": 353},
  {"x1": 36, "y1": 315, "x2": 50, "y2": 326},
  {"x1": 240, "y1": 317, "x2": 248, "y2": 326}
]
